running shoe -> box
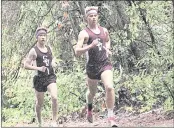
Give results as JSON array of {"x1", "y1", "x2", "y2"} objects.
[
  {"x1": 108, "y1": 117, "x2": 118, "y2": 127},
  {"x1": 87, "y1": 111, "x2": 93, "y2": 123},
  {"x1": 49, "y1": 122, "x2": 58, "y2": 127}
]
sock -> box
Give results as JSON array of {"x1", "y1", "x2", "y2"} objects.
[
  {"x1": 108, "y1": 108, "x2": 114, "y2": 118},
  {"x1": 86, "y1": 90, "x2": 93, "y2": 112},
  {"x1": 88, "y1": 103, "x2": 92, "y2": 112}
]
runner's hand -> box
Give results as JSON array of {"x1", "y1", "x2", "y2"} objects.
[
  {"x1": 90, "y1": 39, "x2": 99, "y2": 48},
  {"x1": 103, "y1": 46, "x2": 112, "y2": 57},
  {"x1": 38, "y1": 66, "x2": 47, "y2": 72}
]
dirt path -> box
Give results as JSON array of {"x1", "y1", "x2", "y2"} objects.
[{"x1": 14, "y1": 108, "x2": 173, "y2": 127}]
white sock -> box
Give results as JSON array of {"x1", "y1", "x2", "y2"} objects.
[{"x1": 108, "y1": 108, "x2": 114, "y2": 118}]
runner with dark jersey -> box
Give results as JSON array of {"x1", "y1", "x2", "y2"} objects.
[
  {"x1": 24, "y1": 27, "x2": 58, "y2": 127},
  {"x1": 33, "y1": 45, "x2": 57, "y2": 92},
  {"x1": 75, "y1": 6, "x2": 117, "y2": 127},
  {"x1": 85, "y1": 26, "x2": 112, "y2": 80}
]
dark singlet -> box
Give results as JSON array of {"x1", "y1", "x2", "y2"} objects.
[
  {"x1": 85, "y1": 26, "x2": 111, "y2": 73},
  {"x1": 34, "y1": 45, "x2": 54, "y2": 77}
]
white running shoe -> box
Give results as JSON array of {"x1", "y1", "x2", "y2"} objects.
[
  {"x1": 49, "y1": 122, "x2": 58, "y2": 127},
  {"x1": 108, "y1": 117, "x2": 118, "y2": 127}
]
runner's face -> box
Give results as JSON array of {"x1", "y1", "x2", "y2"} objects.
[
  {"x1": 87, "y1": 13, "x2": 98, "y2": 24},
  {"x1": 37, "y1": 33, "x2": 47, "y2": 45}
]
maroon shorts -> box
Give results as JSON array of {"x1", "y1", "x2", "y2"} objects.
[
  {"x1": 33, "y1": 74, "x2": 57, "y2": 92},
  {"x1": 86, "y1": 61, "x2": 112, "y2": 80}
]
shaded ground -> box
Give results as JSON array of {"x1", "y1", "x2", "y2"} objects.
[{"x1": 14, "y1": 108, "x2": 173, "y2": 127}]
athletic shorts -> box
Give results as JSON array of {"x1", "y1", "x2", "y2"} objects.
[
  {"x1": 33, "y1": 74, "x2": 57, "y2": 92},
  {"x1": 86, "y1": 61, "x2": 112, "y2": 80}
]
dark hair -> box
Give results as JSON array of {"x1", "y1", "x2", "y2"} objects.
[{"x1": 36, "y1": 27, "x2": 47, "y2": 33}]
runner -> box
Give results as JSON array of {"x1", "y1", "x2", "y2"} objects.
[
  {"x1": 24, "y1": 27, "x2": 58, "y2": 127},
  {"x1": 75, "y1": 6, "x2": 117, "y2": 127}
]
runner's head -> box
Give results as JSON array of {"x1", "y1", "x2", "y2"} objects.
[
  {"x1": 36, "y1": 27, "x2": 47, "y2": 39},
  {"x1": 36, "y1": 27, "x2": 47, "y2": 44},
  {"x1": 85, "y1": 6, "x2": 98, "y2": 17},
  {"x1": 85, "y1": 6, "x2": 99, "y2": 24}
]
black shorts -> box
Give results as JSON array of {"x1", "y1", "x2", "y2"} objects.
[
  {"x1": 86, "y1": 61, "x2": 112, "y2": 80},
  {"x1": 33, "y1": 74, "x2": 57, "y2": 92}
]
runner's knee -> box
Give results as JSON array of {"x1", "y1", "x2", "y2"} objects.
[
  {"x1": 106, "y1": 86, "x2": 114, "y2": 92},
  {"x1": 90, "y1": 91, "x2": 96, "y2": 97},
  {"x1": 86, "y1": 89, "x2": 95, "y2": 98},
  {"x1": 51, "y1": 95, "x2": 58, "y2": 102},
  {"x1": 89, "y1": 88, "x2": 97, "y2": 97},
  {"x1": 36, "y1": 101, "x2": 44, "y2": 108}
]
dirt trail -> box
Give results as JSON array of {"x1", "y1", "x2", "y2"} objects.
[{"x1": 14, "y1": 108, "x2": 173, "y2": 127}]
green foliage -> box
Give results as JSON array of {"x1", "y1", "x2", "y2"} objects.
[
  {"x1": 2, "y1": 1, "x2": 173, "y2": 127},
  {"x1": 56, "y1": 62, "x2": 87, "y2": 115},
  {"x1": 114, "y1": 69, "x2": 173, "y2": 113},
  {"x1": 2, "y1": 108, "x2": 24, "y2": 127},
  {"x1": 2, "y1": 69, "x2": 35, "y2": 126}
]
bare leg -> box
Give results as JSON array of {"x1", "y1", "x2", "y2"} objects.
[
  {"x1": 101, "y1": 70, "x2": 115, "y2": 113},
  {"x1": 86, "y1": 77, "x2": 98, "y2": 105},
  {"x1": 35, "y1": 90, "x2": 44, "y2": 125},
  {"x1": 101, "y1": 70, "x2": 117, "y2": 127},
  {"x1": 47, "y1": 83, "x2": 58, "y2": 122},
  {"x1": 85, "y1": 77, "x2": 98, "y2": 123}
]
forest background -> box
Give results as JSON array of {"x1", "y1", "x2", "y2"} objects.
[{"x1": 1, "y1": 1, "x2": 174, "y2": 127}]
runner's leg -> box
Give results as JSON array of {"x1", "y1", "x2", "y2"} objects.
[
  {"x1": 35, "y1": 90, "x2": 44, "y2": 125},
  {"x1": 47, "y1": 83, "x2": 58, "y2": 123},
  {"x1": 101, "y1": 70, "x2": 115, "y2": 112},
  {"x1": 86, "y1": 77, "x2": 98, "y2": 122},
  {"x1": 101, "y1": 70, "x2": 117, "y2": 127}
]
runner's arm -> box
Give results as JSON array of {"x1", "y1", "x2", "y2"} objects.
[
  {"x1": 48, "y1": 45, "x2": 57, "y2": 67},
  {"x1": 103, "y1": 28, "x2": 112, "y2": 56},
  {"x1": 52, "y1": 57, "x2": 58, "y2": 68},
  {"x1": 75, "y1": 31, "x2": 93, "y2": 57},
  {"x1": 104, "y1": 28, "x2": 111, "y2": 50},
  {"x1": 24, "y1": 48, "x2": 42, "y2": 71}
]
